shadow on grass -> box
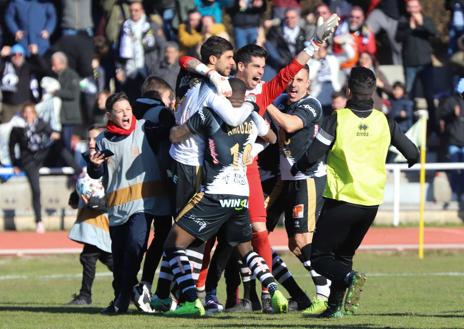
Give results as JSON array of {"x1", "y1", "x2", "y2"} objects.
[
  {"x1": 0, "y1": 305, "x2": 143, "y2": 315},
  {"x1": 366, "y1": 312, "x2": 464, "y2": 319},
  {"x1": 209, "y1": 324, "x2": 404, "y2": 329}
]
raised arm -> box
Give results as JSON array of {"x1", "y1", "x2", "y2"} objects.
[{"x1": 179, "y1": 56, "x2": 232, "y2": 96}]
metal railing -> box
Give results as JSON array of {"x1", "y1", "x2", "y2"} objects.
[
  {"x1": 386, "y1": 162, "x2": 464, "y2": 226},
  {"x1": 1, "y1": 163, "x2": 464, "y2": 227}
]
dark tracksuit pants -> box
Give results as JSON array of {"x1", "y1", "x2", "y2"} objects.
[
  {"x1": 311, "y1": 198, "x2": 378, "y2": 289},
  {"x1": 110, "y1": 212, "x2": 153, "y2": 308},
  {"x1": 79, "y1": 244, "x2": 113, "y2": 299},
  {"x1": 141, "y1": 215, "x2": 173, "y2": 285},
  {"x1": 22, "y1": 143, "x2": 81, "y2": 223}
]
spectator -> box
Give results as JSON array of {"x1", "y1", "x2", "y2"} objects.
[
  {"x1": 54, "y1": 0, "x2": 94, "y2": 78},
  {"x1": 153, "y1": 41, "x2": 180, "y2": 90},
  {"x1": 271, "y1": 0, "x2": 300, "y2": 20},
  {"x1": 389, "y1": 81, "x2": 414, "y2": 133},
  {"x1": 80, "y1": 56, "x2": 106, "y2": 125},
  {"x1": 171, "y1": 0, "x2": 196, "y2": 36},
  {"x1": 264, "y1": 9, "x2": 307, "y2": 80},
  {"x1": 95, "y1": 90, "x2": 111, "y2": 124},
  {"x1": 194, "y1": 0, "x2": 223, "y2": 23},
  {"x1": 331, "y1": 90, "x2": 347, "y2": 111},
  {"x1": 308, "y1": 43, "x2": 342, "y2": 115},
  {"x1": 358, "y1": 51, "x2": 392, "y2": 113},
  {"x1": 8, "y1": 103, "x2": 80, "y2": 233},
  {"x1": 4, "y1": 0, "x2": 57, "y2": 57},
  {"x1": 51, "y1": 51, "x2": 82, "y2": 152},
  {"x1": 228, "y1": 0, "x2": 266, "y2": 48},
  {"x1": 333, "y1": 6, "x2": 376, "y2": 70},
  {"x1": 178, "y1": 9, "x2": 203, "y2": 56},
  {"x1": 152, "y1": 0, "x2": 177, "y2": 41},
  {"x1": 438, "y1": 83, "x2": 464, "y2": 201},
  {"x1": 61, "y1": 0, "x2": 93, "y2": 37},
  {"x1": 396, "y1": 0, "x2": 437, "y2": 129},
  {"x1": 300, "y1": 3, "x2": 333, "y2": 41},
  {"x1": 36, "y1": 77, "x2": 62, "y2": 133},
  {"x1": 101, "y1": 0, "x2": 131, "y2": 46},
  {"x1": 0, "y1": 44, "x2": 44, "y2": 123},
  {"x1": 366, "y1": 0, "x2": 405, "y2": 65},
  {"x1": 117, "y1": 0, "x2": 166, "y2": 103},
  {"x1": 445, "y1": 0, "x2": 464, "y2": 56},
  {"x1": 324, "y1": 0, "x2": 352, "y2": 20},
  {"x1": 200, "y1": 15, "x2": 230, "y2": 42}
]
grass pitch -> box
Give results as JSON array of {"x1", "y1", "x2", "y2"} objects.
[{"x1": 0, "y1": 251, "x2": 463, "y2": 329}]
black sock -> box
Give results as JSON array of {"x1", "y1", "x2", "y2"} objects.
[
  {"x1": 165, "y1": 249, "x2": 197, "y2": 302},
  {"x1": 272, "y1": 250, "x2": 309, "y2": 301}
]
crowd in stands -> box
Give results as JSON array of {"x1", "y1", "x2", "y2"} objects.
[{"x1": 0, "y1": 0, "x2": 463, "y2": 228}]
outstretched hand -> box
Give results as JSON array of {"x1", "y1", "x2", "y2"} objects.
[
  {"x1": 208, "y1": 70, "x2": 232, "y2": 97},
  {"x1": 313, "y1": 14, "x2": 340, "y2": 45}
]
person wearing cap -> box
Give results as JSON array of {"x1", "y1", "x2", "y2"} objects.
[
  {"x1": 0, "y1": 43, "x2": 47, "y2": 123},
  {"x1": 291, "y1": 67, "x2": 419, "y2": 318}
]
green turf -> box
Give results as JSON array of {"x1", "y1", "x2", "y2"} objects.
[{"x1": 0, "y1": 251, "x2": 463, "y2": 329}]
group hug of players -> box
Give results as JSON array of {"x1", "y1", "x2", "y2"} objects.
[{"x1": 86, "y1": 13, "x2": 419, "y2": 318}]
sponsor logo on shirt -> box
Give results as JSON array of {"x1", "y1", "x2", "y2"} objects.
[
  {"x1": 292, "y1": 204, "x2": 304, "y2": 219},
  {"x1": 356, "y1": 123, "x2": 369, "y2": 136},
  {"x1": 301, "y1": 104, "x2": 317, "y2": 117},
  {"x1": 219, "y1": 198, "x2": 249, "y2": 209}
]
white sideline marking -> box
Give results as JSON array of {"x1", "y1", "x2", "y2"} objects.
[
  {"x1": 1, "y1": 243, "x2": 464, "y2": 256},
  {"x1": 1, "y1": 271, "x2": 464, "y2": 282}
]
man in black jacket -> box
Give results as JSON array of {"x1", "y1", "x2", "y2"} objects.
[
  {"x1": 228, "y1": 0, "x2": 266, "y2": 48},
  {"x1": 264, "y1": 8, "x2": 307, "y2": 80},
  {"x1": 0, "y1": 44, "x2": 46, "y2": 123},
  {"x1": 395, "y1": 0, "x2": 437, "y2": 129},
  {"x1": 439, "y1": 82, "x2": 464, "y2": 200},
  {"x1": 292, "y1": 67, "x2": 419, "y2": 318}
]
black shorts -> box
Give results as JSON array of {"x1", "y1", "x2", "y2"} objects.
[
  {"x1": 173, "y1": 161, "x2": 203, "y2": 215},
  {"x1": 266, "y1": 176, "x2": 326, "y2": 238},
  {"x1": 176, "y1": 193, "x2": 252, "y2": 246}
]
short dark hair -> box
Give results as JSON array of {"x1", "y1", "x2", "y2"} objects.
[
  {"x1": 392, "y1": 81, "x2": 405, "y2": 90},
  {"x1": 348, "y1": 67, "x2": 376, "y2": 100},
  {"x1": 105, "y1": 92, "x2": 129, "y2": 112},
  {"x1": 235, "y1": 44, "x2": 267, "y2": 65},
  {"x1": 200, "y1": 36, "x2": 234, "y2": 64},
  {"x1": 141, "y1": 75, "x2": 174, "y2": 98},
  {"x1": 88, "y1": 124, "x2": 106, "y2": 132},
  {"x1": 187, "y1": 8, "x2": 200, "y2": 16},
  {"x1": 332, "y1": 90, "x2": 347, "y2": 99},
  {"x1": 229, "y1": 78, "x2": 246, "y2": 100}
]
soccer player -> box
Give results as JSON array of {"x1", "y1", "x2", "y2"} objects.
[
  {"x1": 88, "y1": 92, "x2": 174, "y2": 315},
  {"x1": 292, "y1": 67, "x2": 419, "y2": 318},
  {"x1": 201, "y1": 13, "x2": 340, "y2": 312},
  {"x1": 265, "y1": 65, "x2": 331, "y2": 315},
  {"x1": 131, "y1": 76, "x2": 177, "y2": 313},
  {"x1": 162, "y1": 78, "x2": 288, "y2": 317},
  {"x1": 151, "y1": 36, "x2": 256, "y2": 311}
]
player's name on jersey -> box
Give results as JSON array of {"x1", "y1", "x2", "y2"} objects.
[{"x1": 227, "y1": 122, "x2": 254, "y2": 136}]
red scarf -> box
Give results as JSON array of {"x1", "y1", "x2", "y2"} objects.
[{"x1": 106, "y1": 115, "x2": 136, "y2": 136}]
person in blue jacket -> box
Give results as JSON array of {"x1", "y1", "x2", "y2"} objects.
[{"x1": 5, "y1": 0, "x2": 57, "y2": 56}]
